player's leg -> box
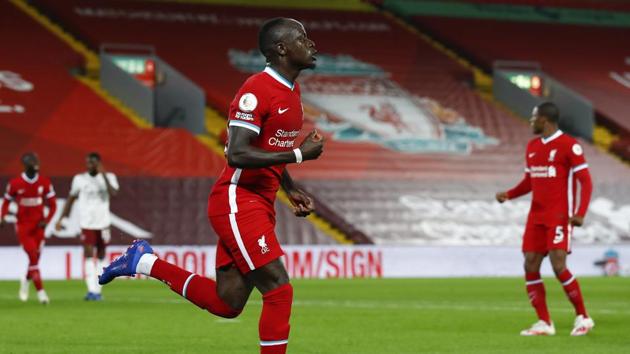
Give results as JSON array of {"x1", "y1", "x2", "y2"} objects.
[
  {"x1": 520, "y1": 223, "x2": 554, "y2": 335},
  {"x1": 549, "y1": 247, "x2": 593, "y2": 335},
  {"x1": 213, "y1": 208, "x2": 292, "y2": 354},
  {"x1": 93, "y1": 229, "x2": 108, "y2": 300},
  {"x1": 138, "y1": 246, "x2": 251, "y2": 317},
  {"x1": 246, "y1": 259, "x2": 292, "y2": 354},
  {"x1": 524, "y1": 252, "x2": 549, "y2": 323},
  {"x1": 16, "y1": 224, "x2": 30, "y2": 301},
  {"x1": 99, "y1": 238, "x2": 247, "y2": 318},
  {"x1": 82, "y1": 229, "x2": 99, "y2": 300},
  {"x1": 22, "y1": 225, "x2": 48, "y2": 304}
]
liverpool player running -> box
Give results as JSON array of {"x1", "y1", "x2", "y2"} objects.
[
  {"x1": 55, "y1": 153, "x2": 119, "y2": 301},
  {"x1": 496, "y1": 102, "x2": 594, "y2": 336},
  {"x1": 0, "y1": 152, "x2": 57, "y2": 304},
  {"x1": 99, "y1": 18, "x2": 323, "y2": 353}
]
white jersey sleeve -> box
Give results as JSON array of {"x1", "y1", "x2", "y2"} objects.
[
  {"x1": 105, "y1": 173, "x2": 119, "y2": 191},
  {"x1": 70, "y1": 174, "x2": 82, "y2": 197}
]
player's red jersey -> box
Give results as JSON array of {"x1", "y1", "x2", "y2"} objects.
[
  {"x1": 519, "y1": 130, "x2": 589, "y2": 225},
  {"x1": 2, "y1": 173, "x2": 56, "y2": 224},
  {"x1": 208, "y1": 66, "x2": 304, "y2": 216}
]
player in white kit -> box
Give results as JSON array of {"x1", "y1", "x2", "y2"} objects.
[{"x1": 56, "y1": 153, "x2": 119, "y2": 300}]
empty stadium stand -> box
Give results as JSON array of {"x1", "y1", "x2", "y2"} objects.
[
  {"x1": 453, "y1": 0, "x2": 630, "y2": 12},
  {"x1": 0, "y1": 0, "x2": 334, "y2": 246},
  {"x1": 27, "y1": 0, "x2": 630, "y2": 246},
  {"x1": 409, "y1": 16, "x2": 630, "y2": 137}
]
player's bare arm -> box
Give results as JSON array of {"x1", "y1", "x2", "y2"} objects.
[
  {"x1": 98, "y1": 163, "x2": 119, "y2": 197},
  {"x1": 569, "y1": 215, "x2": 584, "y2": 227},
  {"x1": 280, "y1": 169, "x2": 314, "y2": 217},
  {"x1": 227, "y1": 127, "x2": 323, "y2": 169},
  {"x1": 496, "y1": 172, "x2": 532, "y2": 203},
  {"x1": 495, "y1": 191, "x2": 508, "y2": 203},
  {"x1": 55, "y1": 194, "x2": 77, "y2": 231}
]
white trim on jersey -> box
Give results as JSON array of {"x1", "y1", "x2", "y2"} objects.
[
  {"x1": 229, "y1": 120, "x2": 261, "y2": 135},
  {"x1": 524, "y1": 167, "x2": 531, "y2": 173},
  {"x1": 572, "y1": 163, "x2": 588, "y2": 173},
  {"x1": 4, "y1": 193, "x2": 13, "y2": 201},
  {"x1": 228, "y1": 169, "x2": 242, "y2": 214},
  {"x1": 229, "y1": 213, "x2": 256, "y2": 270},
  {"x1": 561, "y1": 275, "x2": 576, "y2": 286},
  {"x1": 182, "y1": 273, "x2": 196, "y2": 299},
  {"x1": 21, "y1": 173, "x2": 39, "y2": 184},
  {"x1": 260, "y1": 340, "x2": 289, "y2": 346},
  {"x1": 567, "y1": 165, "x2": 575, "y2": 252},
  {"x1": 567, "y1": 223, "x2": 573, "y2": 252},
  {"x1": 264, "y1": 66, "x2": 294, "y2": 91},
  {"x1": 541, "y1": 130, "x2": 563, "y2": 145},
  {"x1": 227, "y1": 168, "x2": 255, "y2": 270},
  {"x1": 568, "y1": 167, "x2": 574, "y2": 218}
]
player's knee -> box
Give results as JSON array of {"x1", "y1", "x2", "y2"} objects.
[
  {"x1": 523, "y1": 259, "x2": 539, "y2": 273},
  {"x1": 551, "y1": 263, "x2": 566, "y2": 276},
  {"x1": 217, "y1": 289, "x2": 248, "y2": 313},
  {"x1": 217, "y1": 306, "x2": 242, "y2": 319}
]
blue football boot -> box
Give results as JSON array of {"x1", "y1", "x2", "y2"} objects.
[{"x1": 99, "y1": 240, "x2": 153, "y2": 285}]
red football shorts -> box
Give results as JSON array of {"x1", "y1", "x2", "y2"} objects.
[
  {"x1": 522, "y1": 221, "x2": 572, "y2": 254},
  {"x1": 209, "y1": 208, "x2": 284, "y2": 274},
  {"x1": 16, "y1": 222, "x2": 45, "y2": 254},
  {"x1": 80, "y1": 229, "x2": 110, "y2": 247}
]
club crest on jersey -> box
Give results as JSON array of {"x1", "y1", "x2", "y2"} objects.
[
  {"x1": 258, "y1": 235, "x2": 269, "y2": 254},
  {"x1": 238, "y1": 93, "x2": 258, "y2": 112},
  {"x1": 38, "y1": 186, "x2": 44, "y2": 195},
  {"x1": 548, "y1": 149, "x2": 557, "y2": 162},
  {"x1": 572, "y1": 144, "x2": 583, "y2": 156}
]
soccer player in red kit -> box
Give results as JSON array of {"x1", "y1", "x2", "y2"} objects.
[
  {"x1": 496, "y1": 102, "x2": 594, "y2": 336},
  {"x1": 0, "y1": 152, "x2": 57, "y2": 304},
  {"x1": 99, "y1": 18, "x2": 324, "y2": 353}
]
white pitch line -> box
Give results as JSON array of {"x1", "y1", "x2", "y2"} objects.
[
  {"x1": 215, "y1": 318, "x2": 241, "y2": 323},
  {"x1": 2, "y1": 295, "x2": 628, "y2": 316}
]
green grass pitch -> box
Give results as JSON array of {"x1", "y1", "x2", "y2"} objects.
[{"x1": 1, "y1": 277, "x2": 629, "y2": 353}]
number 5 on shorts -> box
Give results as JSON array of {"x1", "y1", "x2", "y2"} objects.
[{"x1": 553, "y1": 226, "x2": 564, "y2": 244}]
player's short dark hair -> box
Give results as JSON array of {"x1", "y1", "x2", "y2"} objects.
[
  {"x1": 21, "y1": 152, "x2": 36, "y2": 164},
  {"x1": 258, "y1": 17, "x2": 291, "y2": 61},
  {"x1": 87, "y1": 152, "x2": 101, "y2": 161},
  {"x1": 536, "y1": 102, "x2": 560, "y2": 123}
]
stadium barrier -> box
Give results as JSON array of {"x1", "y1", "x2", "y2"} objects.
[
  {"x1": 0, "y1": 245, "x2": 628, "y2": 280},
  {"x1": 493, "y1": 60, "x2": 594, "y2": 141},
  {"x1": 100, "y1": 43, "x2": 206, "y2": 134}
]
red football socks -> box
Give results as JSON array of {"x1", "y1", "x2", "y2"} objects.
[
  {"x1": 525, "y1": 272, "x2": 551, "y2": 324},
  {"x1": 557, "y1": 269, "x2": 588, "y2": 317},
  {"x1": 146, "y1": 257, "x2": 293, "y2": 353},
  {"x1": 150, "y1": 259, "x2": 241, "y2": 318},
  {"x1": 26, "y1": 251, "x2": 43, "y2": 291},
  {"x1": 259, "y1": 284, "x2": 293, "y2": 354}
]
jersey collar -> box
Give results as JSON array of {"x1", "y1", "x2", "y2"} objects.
[
  {"x1": 21, "y1": 172, "x2": 39, "y2": 184},
  {"x1": 263, "y1": 66, "x2": 294, "y2": 91},
  {"x1": 541, "y1": 130, "x2": 563, "y2": 145}
]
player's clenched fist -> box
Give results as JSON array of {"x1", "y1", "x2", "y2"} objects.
[
  {"x1": 495, "y1": 191, "x2": 508, "y2": 203},
  {"x1": 299, "y1": 130, "x2": 324, "y2": 161}
]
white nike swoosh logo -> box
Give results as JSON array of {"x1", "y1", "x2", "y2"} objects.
[
  {"x1": 278, "y1": 107, "x2": 289, "y2": 114},
  {"x1": 528, "y1": 153, "x2": 536, "y2": 158}
]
